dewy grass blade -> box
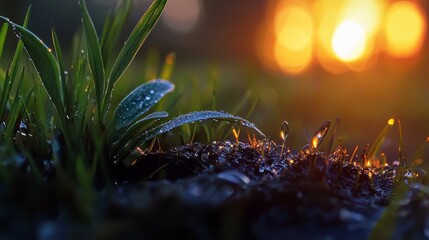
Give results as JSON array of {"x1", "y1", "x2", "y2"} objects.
[
  {"x1": 112, "y1": 79, "x2": 174, "y2": 131},
  {"x1": 5, "y1": 19, "x2": 66, "y2": 120},
  {"x1": 79, "y1": 0, "x2": 105, "y2": 117},
  {"x1": 105, "y1": 0, "x2": 167, "y2": 114},
  {"x1": 125, "y1": 111, "x2": 266, "y2": 156}
]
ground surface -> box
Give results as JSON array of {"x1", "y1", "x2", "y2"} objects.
[
  {"x1": 110, "y1": 141, "x2": 394, "y2": 239},
  {"x1": 3, "y1": 141, "x2": 427, "y2": 239}
]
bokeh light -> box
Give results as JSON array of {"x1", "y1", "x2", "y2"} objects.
[
  {"x1": 258, "y1": 0, "x2": 427, "y2": 75},
  {"x1": 384, "y1": 1, "x2": 427, "y2": 58},
  {"x1": 161, "y1": 0, "x2": 202, "y2": 34},
  {"x1": 273, "y1": 3, "x2": 313, "y2": 74},
  {"x1": 332, "y1": 20, "x2": 367, "y2": 62}
]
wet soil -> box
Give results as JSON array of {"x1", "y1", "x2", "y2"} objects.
[{"x1": 105, "y1": 141, "x2": 396, "y2": 239}]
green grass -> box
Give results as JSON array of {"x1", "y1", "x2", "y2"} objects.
[{"x1": 0, "y1": 0, "x2": 265, "y2": 190}]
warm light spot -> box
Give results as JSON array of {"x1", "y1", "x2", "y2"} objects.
[
  {"x1": 332, "y1": 21, "x2": 367, "y2": 62},
  {"x1": 366, "y1": 159, "x2": 372, "y2": 167},
  {"x1": 311, "y1": 137, "x2": 319, "y2": 149},
  {"x1": 280, "y1": 131, "x2": 285, "y2": 141},
  {"x1": 339, "y1": 0, "x2": 385, "y2": 38},
  {"x1": 162, "y1": 0, "x2": 202, "y2": 34},
  {"x1": 257, "y1": 0, "x2": 426, "y2": 75},
  {"x1": 384, "y1": 1, "x2": 427, "y2": 58},
  {"x1": 273, "y1": 4, "x2": 313, "y2": 74},
  {"x1": 387, "y1": 118, "x2": 395, "y2": 126}
]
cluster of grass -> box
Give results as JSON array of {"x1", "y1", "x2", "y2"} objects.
[{"x1": 0, "y1": 0, "x2": 266, "y2": 218}]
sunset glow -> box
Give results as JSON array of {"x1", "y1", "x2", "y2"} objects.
[
  {"x1": 332, "y1": 21, "x2": 367, "y2": 62},
  {"x1": 384, "y1": 1, "x2": 427, "y2": 58},
  {"x1": 273, "y1": 4, "x2": 313, "y2": 74},
  {"x1": 259, "y1": 0, "x2": 427, "y2": 74}
]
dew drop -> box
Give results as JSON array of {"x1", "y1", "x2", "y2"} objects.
[
  {"x1": 145, "y1": 96, "x2": 150, "y2": 101},
  {"x1": 311, "y1": 120, "x2": 331, "y2": 149}
]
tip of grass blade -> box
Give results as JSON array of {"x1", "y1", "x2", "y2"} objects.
[{"x1": 367, "y1": 118, "x2": 395, "y2": 161}]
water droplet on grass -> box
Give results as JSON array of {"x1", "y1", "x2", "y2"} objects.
[{"x1": 311, "y1": 120, "x2": 331, "y2": 149}]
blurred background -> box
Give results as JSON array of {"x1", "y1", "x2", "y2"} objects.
[{"x1": 1, "y1": 0, "x2": 429, "y2": 160}]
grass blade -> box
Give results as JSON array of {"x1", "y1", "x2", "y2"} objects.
[
  {"x1": 51, "y1": 27, "x2": 68, "y2": 112},
  {"x1": 100, "y1": 0, "x2": 132, "y2": 68},
  {"x1": 125, "y1": 111, "x2": 266, "y2": 155},
  {"x1": 105, "y1": 0, "x2": 167, "y2": 112},
  {"x1": 3, "y1": 18, "x2": 65, "y2": 119},
  {"x1": 0, "y1": 23, "x2": 9, "y2": 61},
  {"x1": 0, "y1": 8, "x2": 31, "y2": 120},
  {"x1": 367, "y1": 118, "x2": 395, "y2": 161},
  {"x1": 79, "y1": 0, "x2": 105, "y2": 116},
  {"x1": 112, "y1": 79, "x2": 174, "y2": 131},
  {"x1": 111, "y1": 111, "x2": 168, "y2": 155}
]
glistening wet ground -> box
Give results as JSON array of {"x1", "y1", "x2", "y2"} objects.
[{"x1": 109, "y1": 140, "x2": 397, "y2": 239}]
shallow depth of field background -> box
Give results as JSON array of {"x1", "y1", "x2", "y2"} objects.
[{"x1": 1, "y1": 0, "x2": 429, "y2": 160}]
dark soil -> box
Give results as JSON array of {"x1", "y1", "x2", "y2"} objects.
[
  {"x1": 107, "y1": 141, "x2": 396, "y2": 239},
  {"x1": 3, "y1": 140, "x2": 420, "y2": 239}
]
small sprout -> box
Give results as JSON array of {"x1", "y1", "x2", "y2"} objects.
[
  {"x1": 280, "y1": 121, "x2": 289, "y2": 143},
  {"x1": 247, "y1": 131, "x2": 258, "y2": 148},
  {"x1": 362, "y1": 144, "x2": 369, "y2": 167},
  {"x1": 349, "y1": 146, "x2": 359, "y2": 163},
  {"x1": 232, "y1": 126, "x2": 240, "y2": 144},
  {"x1": 311, "y1": 120, "x2": 331, "y2": 151},
  {"x1": 280, "y1": 121, "x2": 289, "y2": 159}
]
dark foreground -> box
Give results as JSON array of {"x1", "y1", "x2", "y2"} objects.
[{"x1": 2, "y1": 141, "x2": 428, "y2": 239}]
